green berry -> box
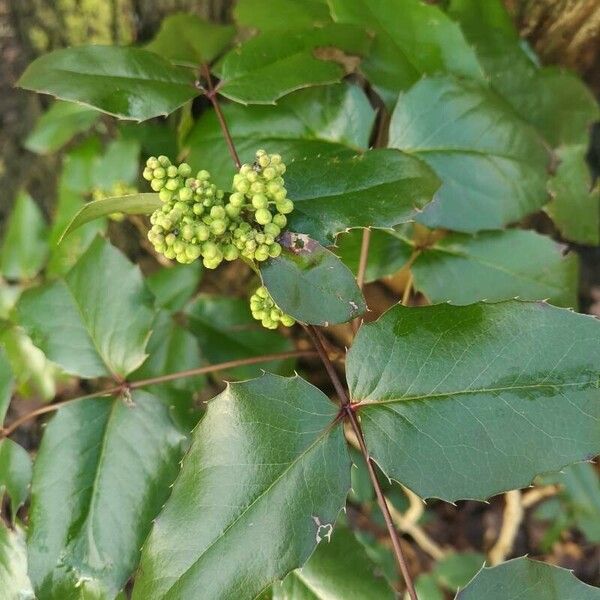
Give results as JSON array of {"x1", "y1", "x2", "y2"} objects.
[
  {"x1": 193, "y1": 203, "x2": 204, "y2": 215},
  {"x1": 196, "y1": 223, "x2": 210, "y2": 241},
  {"x1": 165, "y1": 178, "x2": 179, "y2": 191},
  {"x1": 255, "y1": 208, "x2": 272, "y2": 225},
  {"x1": 146, "y1": 157, "x2": 160, "y2": 169},
  {"x1": 178, "y1": 163, "x2": 192, "y2": 177},
  {"x1": 210, "y1": 219, "x2": 227, "y2": 235},
  {"x1": 202, "y1": 241, "x2": 218, "y2": 259},
  {"x1": 159, "y1": 188, "x2": 173, "y2": 202},
  {"x1": 269, "y1": 243, "x2": 282, "y2": 258},
  {"x1": 185, "y1": 244, "x2": 201, "y2": 261},
  {"x1": 158, "y1": 155, "x2": 170, "y2": 167},
  {"x1": 272, "y1": 214, "x2": 287, "y2": 228},
  {"x1": 167, "y1": 165, "x2": 178, "y2": 178},
  {"x1": 150, "y1": 179, "x2": 165, "y2": 191},
  {"x1": 179, "y1": 187, "x2": 193, "y2": 202},
  {"x1": 280, "y1": 315, "x2": 295, "y2": 327},
  {"x1": 197, "y1": 169, "x2": 210, "y2": 181},
  {"x1": 252, "y1": 194, "x2": 268, "y2": 209}
]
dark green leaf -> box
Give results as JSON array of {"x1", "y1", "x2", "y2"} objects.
[
  {"x1": 146, "y1": 262, "x2": 202, "y2": 312},
  {"x1": 547, "y1": 145, "x2": 600, "y2": 246},
  {"x1": 273, "y1": 524, "x2": 394, "y2": 599},
  {"x1": 18, "y1": 236, "x2": 155, "y2": 378},
  {"x1": 0, "y1": 192, "x2": 48, "y2": 281},
  {"x1": 24, "y1": 101, "x2": 99, "y2": 154},
  {"x1": 0, "y1": 348, "x2": 13, "y2": 425},
  {"x1": 347, "y1": 301, "x2": 600, "y2": 501},
  {"x1": 185, "y1": 83, "x2": 375, "y2": 189},
  {"x1": 329, "y1": 0, "x2": 484, "y2": 106},
  {"x1": 147, "y1": 13, "x2": 235, "y2": 67},
  {"x1": 185, "y1": 295, "x2": 294, "y2": 379},
  {"x1": 0, "y1": 439, "x2": 32, "y2": 516},
  {"x1": 0, "y1": 524, "x2": 34, "y2": 599},
  {"x1": 286, "y1": 149, "x2": 439, "y2": 244},
  {"x1": 216, "y1": 24, "x2": 370, "y2": 104},
  {"x1": 18, "y1": 46, "x2": 199, "y2": 121},
  {"x1": 120, "y1": 121, "x2": 178, "y2": 159},
  {"x1": 260, "y1": 237, "x2": 366, "y2": 325},
  {"x1": 434, "y1": 552, "x2": 485, "y2": 591},
  {"x1": 132, "y1": 374, "x2": 350, "y2": 600},
  {"x1": 389, "y1": 76, "x2": 549, "y2": 232},
  {"x1": 456, "y1": 557, "x2": 600, "y2": 599},
  {"x1": 235, "y1": 0, "x2": 331, "y2": 31},
  {"x1": 27, "y1": 392, "x2": 185, "y2": 600}
]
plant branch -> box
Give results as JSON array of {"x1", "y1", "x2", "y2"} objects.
[
  {"x1": 0, "y1": 350, "x2": 316, "y2": 439},
  {"x1": 402, "y1": 271, "x2": 414, "y2": 306},
  {"x1": 488, "y1": 490, "x2": 524, "y2": 566}
]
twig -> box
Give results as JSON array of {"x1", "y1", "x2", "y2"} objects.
[
  {"x1": 0, "y1": 350, "x2": 316, "y2": 438},
  {"x1": 352, "y1": 228, "x2": 372, "y2": 334},
  {"x1": 488, "y1": 490, "x2": 524, "y2": 566},
  {"x1": 402, "y1": 271, "x2": 413, "y2": 306},
  {"x1": 522, "y1": 484, "x2": 561, "y2": 508}
]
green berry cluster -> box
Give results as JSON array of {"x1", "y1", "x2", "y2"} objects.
[
  {"x1": 144, "y1": 150, "x2": 294, "y2": 269},
  {"x1": 250, "y1": 286, "x2": 295, "y2": 329}
]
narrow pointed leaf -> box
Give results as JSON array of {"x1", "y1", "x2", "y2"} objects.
[
  {"x1": 18, "y1": 237, "x2": 155, "y2": 378},
  {"x1": 389, "y1": 76, "x2": 550, "y2": 233},
  {"x1": 260, "y1": 236, "x2": 366, "y2": 325},
  {"x1": 133, "y1": 374, "x2": 350, "y2": 600},
  {"x1": 27, "y1": 392, "x2": 185, "y2": 600},
  {"x1": 0, "y1": 439, "x2": 32, "y2": 516},
  {"x1": 0, "y1": 524, "x2": 34, "y2": 599},
  {"x1": 286, "y1": 150, "x2": 439, "y2": 244},
  {"x1": 0, "y1": 348, "x2": 13, "y2": 425},
  {"x1": 18, "y1": 46, "x2": 198, "y2": 121},
  {"x1": 457, "y1": 557, "x2": 600, "y2": 599},
  {"x1": 347, "y1": 302, "x2": 600, "y2": 501}
]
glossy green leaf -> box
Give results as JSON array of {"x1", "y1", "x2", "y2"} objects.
[
  {"x1": 412, "y1": 229, "x2": 579, "y2": 308},
  {"x1": 185, "y1": 83, "x2": 375, "y2": 189},
  {"x1": 18, "y1": 236, "x2": 155, "y2": 378},
  {"x1": 216, "y1": 24, "x2": 370, "y2": 104},
  {"x1": 347, "y1": 301, "x2": 600, "y2": 501},
  {"x1": 273, "y1": 524, "x2": 394, "y2": 599},
  {"x1": 185, "y1": 295, "x2": 294, "y2": 379},
  {"x1": 389, "y1": 76, "x2": 550, "y2": 233},
  {"x1": 286, "y1": 149, "x2": 440, "y2": 244},
  {"x1": 547, "y1": 145, "x2": 600, "y2": 246},
  {"x1": 28, "y1": 392, "x2": 185, "y2": 600},
  {"x1": 0, "y1": 192, "x2": 48, "y2": 281},
  {"x1": 59, "y1": 193, "x2": 161, "y2": 242},
  {"x1": 329, "y1": 0, "x2": 484, "y2": 106},
  {"x1": 18, "y1": 46, "x2": 198, "y2": 121},
  {"x1": 24, "y1": 101, "x2": 99, "y2": 154},
  {"x1": 456, "y1": 557, "x2": 600, "y2": 599},
  {"x1": 133, "y1": 374, "x2": 350, "y2": 600},
  {"x1": 147, "y1": 13, "x2": 235, "y2": 66},
  {"x1": 260, "y1": 237, "x2": 366, "y2": 325},
  {"x1": 0, "y1": 524, "x2": 34, "y2": 599},
  {"x1": 146, "y1": 262, "x2": 202, "y2": 312},
  {"x1": 0, "y1": 439, "x2": 32, "y2": 516},
  {"x1": 235, "y1": 0, "x2": 331, "y2": 31},
  {"x1": 0, "y1": 347, "x2": 13, "y2": 425}
]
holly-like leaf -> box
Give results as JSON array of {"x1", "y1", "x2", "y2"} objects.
[
  {"x1": 0, "y1": 192, "x2": 48, "y2": 281},
  {"x1": 27, "y1": 392, "x2": 185, "y2": 600},
  {"x1": 389, "y1": 76, "x2": 550, "y2": 233},
  {"x1": 0, "y1": 524, "x2": 34, "y2": 599},
  {"x1": 273, "y1": 524, "x2": 395, "y2": 599},
  {"x1": 146, "y1": 263, "x2": 202, "y2": 312},
  {"x1": 186, "y1": 295, "x2": 294, "y2": 379},
  {"x1": 132, "y1": 374, "x2": 350, "y2": 600},
  {"x1": 58, "y1": 193, "x2": 161, "y2": 242},
  {"x1": 185, "y1": 83, "x2": 375, "y2": 189},
  {"x1": 260, "y1": 236, "x2": 366, "y2": 325},
  {"x1": 18, "y1": 46, "x2": 199, "y2": 121},
  {"x1": 0, "y1": 439, "x2": 32, "y2": 517},
  {"x1": 547, "y1": 145, "x2": 600, "y2": 246},
  {"x1": 412, "y1": 229, "x2": 579, "y2": 308},
  {"x1": 24, "y1": 101, "x2": 100, "y2": 154},
  {"x1": 235, "y1": 0, "x2": 331, "y2": 31},
  {"x1": 286, "y1": 149, "x2": 439, "y2": 244},
  {"x1": 147, "y1": 13, "x2": 235, "y2": 67},
  {"x1": 216, "y1": 24, "x2": 370, "y2": 104},
  {"x1": 18, "y1": 236, "x2": 155, "y2": 378},
  {"x1": 347, "y1": 302, "x2": 600, "y2": 502},
  {"x1": 456, "y1": 557, "x2": 600, "y2": 599},
  {"x1": 329, "y1": 0, "x2": 484, "y2": 106}
]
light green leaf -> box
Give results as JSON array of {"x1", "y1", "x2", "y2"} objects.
[
  {"x1": 235, "y1": 0, "x2": 331, "y2": 31},
  {"x1": 329, "y1": 0, "x2": 484, "y2": 106},
  {"x1": 0, "y1": 347, "x2": 13, "y2": 425},
  {"x1": 547, "y1": 145, "x2": 600, "y2": 246},
  {"x1": 412, "y1": 229, "x2": 579, "y2": 308},
  {"x1": 286, "y1": 149, "x2": 439, "y2": 244},
  {"x1": 456, "y1": 557, "x2": 600, "y2": 599},
  {"x1": 0, "y1": 192, "x2": 48, "y2": 281},
  {"x1": 0, "y1": 523, "x2": 34, "y2": 599},
  {"x1": 434, "y1": 552, "x2": 485, "y2": 591},
  {"x1": 216, "y1": 24, "x2": 370, "y2": 104},
  {"x1": 0, "y1": 439, "x2": 32, "y2": 516},
  {"x1": 60, "y1": 136, "x2": 102, "y2": 194},
  {"x1": 185, "y1": 295, "x2": 294, "y2": 379},
  {"x1": 146, "y1": 262, "x2": 202, "y2": 312},
  {"x1": 58, "y1": 193, "x2": 161, "y2": 242},
  {"x1": 185, "y1": 82, "x2": 375, "y2": 189},
  {"x1": 132, "y1": 374, "x2": 350, "y2": 600},
  {"x1": 273, "y1": 524, "x2": 394, "y2": 599},
  {"x1": 347, "y1": 302, "x2": 600, "y2": 501},
  {"x1": 415, "y1": 574, "x2": 444, "y2": 600},
  {"x1": 92, "y1": 138, "x2": 141, "y2": 191},
  {"x1": 27, "y1": 392, "x2": 185, "y2": 600},
  {"x1": 147, "y1": 13, "x2": 235, "y2": 67},
  {"x1": 18, "y1": 46, "x2": 199, "y2": 121},
  {"x1": 260, "y1": 236, "x2": 366, "y2": 325},
  {"x1": 389, "y1": 76, "x2": 549, "y2": 233},
  {"x1": 18, "y1": 236, "x2": 155, "y2": 378},
  {"x1": 24, "y1": 101, "x2": 100, "y2": 154}
]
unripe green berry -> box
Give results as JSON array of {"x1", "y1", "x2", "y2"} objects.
[
  {"x1": 273, "y1": 214, "x2": 287, "y2": 228},
  {"x1": 280, "y1": 315, "x2": 295, "y2": 327},
  {"x1": 210, "y1": 219, "x2": 227, "y2": 235},
  {"x1": 165, "y1": 178, "x2": 179, "y2": 191},
  {"x1": 258, "y1": 154, "x2": 270, "y2": 168},
  {"x1": 179, "y1": 187, "x2": 193, "y2": 202},
  {"x1": 277, "y1": 199, "x2": 294, "y2": 214},
  {"x1": 146, "y1": 157, "x2": 160, "y2": 169},
  {"x1": 185, "y1": 244, "x2": 201, "y2": 261},
  {"x1": 143, "y1": 167, "x2": 154, "y2": 181},
  {"x1": 251, "y1": 181, "x2": 265, "y2": 194},
  {"x1": 264, "y1": 223, "x2": 281, "y2": 237},
  {"x1": 252, "y1": 194, "x2": 268, "y2": 209},
  {"x1": 150, "y1": 179, "x2": 165, "y2": 191},
  {"x1": 210, "y1": 205, "x2": 225, "y2": 219},
  {"x1": 158, "y1": 155, "x2": 170, "y2": 167},
  {"x1": 164, "y1": 247, "x2": 176, "y2": 259},
  {"x1": 153, "y1": 167, "x2": 166, "y2": 179},
  {"x1": 262, "y1": 167, "x2": 277, "y2": 180},
  {"x1": 193, "y1": 203, "x2": 204, "y2": 215},
  {"x1": 202, "y1": 241, "x2": 218, "y2": 259},
  {"x1": 196, "y1": 224, "x2": 210, "y2": 241},
  {"x1": 255, "y1": 246, "x2": 270, "y2": 261},
  {"x1": 225, "y1": 204, "x2": 241, "y2": 218},
  {"x1": 159, "y1": 188, "x2": 173, "y2": 202},
  {"x1": 197, "y1": 169, "x2": 210, "y2": 181},
  {"x1": 178, "y1": 163, "x2": 192, "y2": 177},
  {"x1": 181, "y1": 224, "x2": 195, "y2": 241},
  {"x1": 173, "y1": 240, "x2": 185, "y2": 254},
  {"x1": 235, "y1": 180, "x2": 250, "y2": 194},
  {"x1": 165, "y1": 233, "x2": 176, "y2": 246},
  {"x1": 269, "y1": 242, "x2": 282, "y2": 258},
  {"x1": 255, "y1": 208, "x2": 272, "y2": 225},
  {"x1": 223, "y1": 245, "x2": 239, "y2": 261},
  {"x1": 167, "y1": 165, "x2": 178, "y2": 178}
]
